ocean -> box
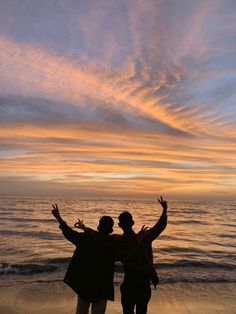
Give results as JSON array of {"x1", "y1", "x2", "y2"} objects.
[{"x1": 0, "y1": 196, "x2": 235, "y2": 288}]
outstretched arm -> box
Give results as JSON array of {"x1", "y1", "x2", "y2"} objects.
[
  {"x1": 51, "y1": 203, "x2": 64, "y2": 225},
  {"x1": 145, "y1": 196, "x2": 168, "y2": 241},
  {"x1": 51, "y1": 204, "x2": 82, "y2": 245}
]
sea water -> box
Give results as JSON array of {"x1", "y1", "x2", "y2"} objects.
[{"x1": 0, "y1": 196, "x2": 235, "y2": 287}]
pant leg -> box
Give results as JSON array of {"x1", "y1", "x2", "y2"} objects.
[
  {"x1": 120, "y1": 283, "x2": 135, "y2": 314},
  {"x1": 121, "y1": 279, "x2": 151, "y2": 314},
  {"x1": 91, "y1": 299, "x2": 107, "y2": 314},
  {"x1": 76, "y1": 295, "x2": 90, "y2": 314},
  {"x1": 136, "y1": 284, "x2": 151, "y2": 314}
]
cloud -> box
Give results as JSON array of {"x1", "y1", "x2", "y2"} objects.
[
  {"x1": 0, "y1": 1, "x2": 236, "y2": 198},
  {"x1": 1, "y1": 6, "x2": 236, "y2": 138}
]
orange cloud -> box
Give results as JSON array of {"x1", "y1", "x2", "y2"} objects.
[
  {"x1": 0, "y1": 31, "x2": 236, "y2": 198},
  {"x1": 1, "y1": 35, "x2": 230, "y2": 138}
]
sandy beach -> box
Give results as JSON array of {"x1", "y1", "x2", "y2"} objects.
[{"x1": 0, "y1": 280, "x2": 235, "y2": 314}]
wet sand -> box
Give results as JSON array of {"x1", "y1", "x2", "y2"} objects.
[{"x1": 0, "y1": 281, "x2": 235, "y2": 314}]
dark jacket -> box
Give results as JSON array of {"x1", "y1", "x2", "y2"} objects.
[{"x1": 59, "y1": 221, "x2": 115, "y2": 302}]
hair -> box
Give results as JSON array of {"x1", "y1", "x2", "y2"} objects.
[
  {"x1": 118, "y1": 211, "x2": 134, "y2": 229},
  {"x1": 97, "y1": 215, "x2": 114, "y2": 234}
]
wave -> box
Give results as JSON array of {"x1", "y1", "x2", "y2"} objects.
[
  {"x1": 218, "y1": 233, "x2": 236, "y2": 239},
  {"x1": 170, "y1": 219, "x2": 207, "y2": 225},
  {"x1": 0, "y1": 208, "x2": 34, "y2": 213},
  {"x1": 1, "y1": 258, "x2": 235, "y2": 276},
  {"x1": 0, "y1": 229, "x2": 60, "y2": 239},
  {"x1": 157, "y1": 247, "x2": 205, "y2": 254},
  {"x1": 0, "y1": 262, "x2": 58, "y2": 275},
  {"x1": 169, "y1": 208, "x2": 208, "y2": 214},
  {"x1": 1, "y1": 259, "x2": 235, "y2": 287},
  {"x1": 154, "y1": 259, "x2": 236, "y2": 270},
  {"x1": 0, "y1": 217, "x2": 54, "y2": 223}
]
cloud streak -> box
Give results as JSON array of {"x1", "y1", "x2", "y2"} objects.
[{"x1": 0, "y1": 0, "x2": 236, "y2": 198}]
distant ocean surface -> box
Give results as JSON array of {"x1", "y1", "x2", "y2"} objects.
[{"x1": 0, "y1": 196, "x2": 235, "y2": 287}]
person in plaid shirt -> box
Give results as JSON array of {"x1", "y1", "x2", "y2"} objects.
[
  {"x1": 78, "y1": 196, "x2": 168, "y2": 314},
  {"x1": 116, "y1": 197, "x2": 167, "y2": 314}
]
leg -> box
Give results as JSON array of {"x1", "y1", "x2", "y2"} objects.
[
  {"x1": 120, "y1": 283, "x2": 135, "y2": 314},
  {"x1": 76, "y1": 295, "x2": 90, "y2": 314},
  {"x1": 136, "y1": 285, "x2": 151, "y2": 314},
  {"x1": 91, "y1": 299, "x2": 107, "y2": 314}
]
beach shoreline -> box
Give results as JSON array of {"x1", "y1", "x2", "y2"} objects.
[{"x1": 0, "y1": 280, "x2": 235, "y2": 314}]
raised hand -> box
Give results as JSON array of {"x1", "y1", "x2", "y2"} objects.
[
  {"x1": 74, "y1": 218, "x2": 86, "y2": 230},
  {"x1": 158, "y1": 196, "x2": 168, "y2": 214},
  {"x1": 139, "y1": 225, "x2": 149, "y2": 233},
  {"x1": 137, "y1": 224, "x2": 149, "y2": 242},
  {"x1": 51, "y1": 204, "x2": 61, "y2": 219}
]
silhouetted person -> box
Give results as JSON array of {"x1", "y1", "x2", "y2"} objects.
[
  {"x1": 117, "y1": 197, "x2": 167, "y2": 314},
  {"x1": 51, "y1": 204, "x2": 115, "y2": 314},
  {"x1": 77, "y1": 196, "x2": 168, "y2": 314}
]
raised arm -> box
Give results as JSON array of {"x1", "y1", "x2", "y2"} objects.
[
  {"x1": 144, "y1": 196, "x2": 168, "y2": 242},
  {"x1": 51, "y1": 204, "x2": 82, "y2": 246}
]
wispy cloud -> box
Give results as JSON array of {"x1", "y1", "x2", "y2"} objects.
[{"x1": 0, "y1": 0, "x2": 236, "y2": 198}]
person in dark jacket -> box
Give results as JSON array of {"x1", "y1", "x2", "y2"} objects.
[{"x1": 51, "y1": 204, "x2": 115, "y2": 314}]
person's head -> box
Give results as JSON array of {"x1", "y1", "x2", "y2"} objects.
[
  {"x1": 118, "y1": 211, "x2": 134, "y2": 231},
  {"x1": 97, "y1": 215, "x2": 114, "y2": 234}
]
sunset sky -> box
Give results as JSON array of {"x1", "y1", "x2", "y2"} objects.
[{"x1": 0, "y1": 0, "x2": 235, "y2": 199}]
